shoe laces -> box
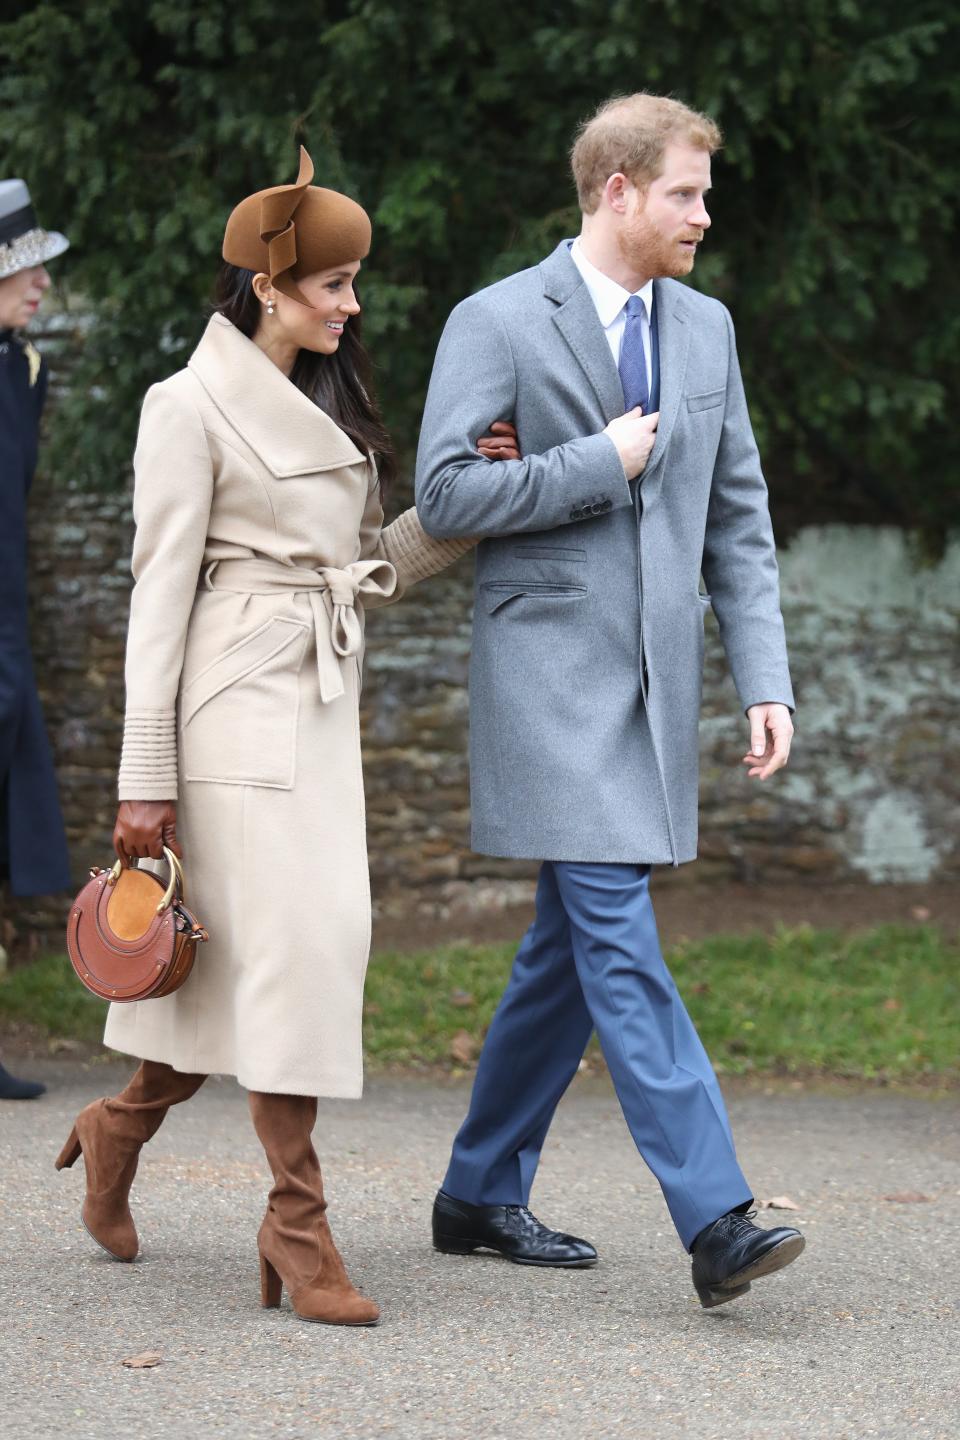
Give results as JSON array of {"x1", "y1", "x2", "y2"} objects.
[
  {"x1": 505, "y1": 1205, "x2": 540, "y2": 1230},
  {"x1": 726, "y1": 1208, "x2": 759, "y2": 1238}
]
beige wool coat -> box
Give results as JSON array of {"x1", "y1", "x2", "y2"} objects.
[{"x1": 103, "y1": 314, "x2": 471, "y2": 1097}]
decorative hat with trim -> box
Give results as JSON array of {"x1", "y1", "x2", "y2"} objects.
[
  {"x1": 222, "y1": 147, "x2": 371, "y2": 306},
  {"x1": 0, "y1": 178, "x2": 70, "y2": 280}
]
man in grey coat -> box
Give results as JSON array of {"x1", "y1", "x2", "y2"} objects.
[{"x1": 415, "y1": 93, "x2": 804, "y2": 1307}]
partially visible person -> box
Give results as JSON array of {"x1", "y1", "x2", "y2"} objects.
[{"x1": 0, "y1": 178, "x2": 72, "y2": 1102}]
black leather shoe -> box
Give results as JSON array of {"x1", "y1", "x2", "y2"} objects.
[
  {"x1": 0, "y1": 1062, "x2": 46, "y2": 1100},
  {"x1": 432, "y1": 1189, "x2": 598, "y2": 1267},
  {"x1": 691, "y1": 1208, "x2": 804, "y2": 1309}
]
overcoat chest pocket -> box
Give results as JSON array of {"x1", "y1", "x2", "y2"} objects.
[
  {"x1": 686, "y1": 389, "x2": 725, "y2": 413},
  {"x1": 180, "y1": 617, "x2": 311, "y2": 789},
  {"x1": 512, "y1": 546, "x2": 587, "y2": 563}
]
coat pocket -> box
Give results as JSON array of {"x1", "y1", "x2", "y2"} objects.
[
  {"x1": 481, "y1": 581, "x2": 587, "y2": 615},
  {"x1": 180, "y1": 617, "x2": 311, "y2": 788},
  {"x1": 512, "y1": 546, "x2": 588, "y2": 562},
  {"x1": 686, "y1": 389, "x2": 725, "y2": 413}
]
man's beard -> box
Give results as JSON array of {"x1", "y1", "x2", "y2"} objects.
[{"x1": 618, "y1": 212, "x2": 700, "y2": 279}]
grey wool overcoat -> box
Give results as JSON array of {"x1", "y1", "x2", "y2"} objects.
[
  {"x1": 104, "y1": 315, "x2": 471, "y2": 1096},
  {"x1": 415, "y1": 240, "x2": 794, "y2": 866}
]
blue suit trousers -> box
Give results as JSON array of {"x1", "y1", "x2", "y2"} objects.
[{"x1": 442, "y1": 862, "x2": 753, "y2": 1250}]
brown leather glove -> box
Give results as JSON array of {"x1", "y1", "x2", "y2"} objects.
[
  {"x1": 476, "y1": 420, "x2": 521, "y2": 461},
  {"x1": 113, "y1": 800, "x2": 183, "y2": 865}
]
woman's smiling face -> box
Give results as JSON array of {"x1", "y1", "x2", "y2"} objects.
[{"x1": 254, "y1": 261, "x2": 363, "y2": 357}]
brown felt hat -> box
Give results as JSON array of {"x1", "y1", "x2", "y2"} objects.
[{"x1": 222, "y1": 146, "x2": 371, "y2": 307}]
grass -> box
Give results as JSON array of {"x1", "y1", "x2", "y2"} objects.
[
  {"x1": 1, "y1": 924, "x2": 957, "y2": 1082},
  {"x1": 364, "y1": 924, "x2": 959, "y2": 1081},
  {"x1": 0, "y1": 951, "x2": 106, "y2": 1047}
]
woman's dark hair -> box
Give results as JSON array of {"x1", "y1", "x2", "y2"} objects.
[{"x1": 213, "y1": 261, "x2": 397, "y2": 495}]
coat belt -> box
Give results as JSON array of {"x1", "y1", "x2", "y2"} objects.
[{"x1": 203, "y1": 557, "x2": 397, "y2": 703}]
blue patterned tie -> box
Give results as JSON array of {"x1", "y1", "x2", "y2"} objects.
[{"x1": 618, "y1": 294, "x2": 649, "y2": 414}]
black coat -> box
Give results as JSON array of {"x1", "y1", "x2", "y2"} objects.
[{"x1": 0, "y1": 330, "x2": 70, "y2": 895}]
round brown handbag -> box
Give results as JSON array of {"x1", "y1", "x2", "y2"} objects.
[{"x1": 66, "y1": 847, "x2": 209, "y2": 1002}]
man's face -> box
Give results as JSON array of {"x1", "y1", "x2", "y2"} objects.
[{"x1": 619, "y1": 142, "x2": 712, "y2": 279}]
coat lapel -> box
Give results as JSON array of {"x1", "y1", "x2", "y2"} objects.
[
  {"x1": 541, "y1": 243, "x2": 624, "y2": 425},
  {"x1": 188, "y1": 314, "x2": 366, "y2": 478},
  {"x1": 641, "y1": 281, "x2": 692, "y2": 484}
]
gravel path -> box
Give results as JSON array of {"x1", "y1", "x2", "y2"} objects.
[{"x1": 2, "y1": 1062, "x2": 957, "y2": 1439}]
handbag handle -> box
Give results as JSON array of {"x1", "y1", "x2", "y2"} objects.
[{"x1": 107, "y1": 846, "x2": 186, "y2": 914}]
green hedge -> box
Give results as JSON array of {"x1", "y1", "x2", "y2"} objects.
[{"x1": 2, "y1": 1, "x2": 957, "y2": 538}]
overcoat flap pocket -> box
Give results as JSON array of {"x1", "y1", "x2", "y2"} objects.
[
  {"x1": 481, "y1": 581, "x2": 587, "y2": 615},
  {"x1": 181, "y1": 617, "x2": 310, "y2": 728},
  {"x1": 686, "y1": 389, "x2": 725, "y2": 413},
  {"x1": 180, "y1": 616, "x2": 311, "y2": 789}
]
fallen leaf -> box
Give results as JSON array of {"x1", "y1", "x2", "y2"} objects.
[
  {"x1": 48, "y1": 1037, "x2": 83, "y2": 1055},
  {"x1": 122, "y1": 1352, "x2": 162, "y2": 1369},
  {"x1": 449, "y1": 1030, "x2": 476, "y2": 1065},
  {"x1": 883, "y1": 1191, "x2": 932, "y2": 1204},
  {"x1": 760, "y1": 1195, "x2": 801, "y2": 1211},
  {"x1": 449, "y1": 988, "x2": 475, "y2": 1009}
]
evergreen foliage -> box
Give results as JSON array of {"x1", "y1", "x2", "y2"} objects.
[{"x1": 2, "y1": 1, "x2": 956, "y2": 534}]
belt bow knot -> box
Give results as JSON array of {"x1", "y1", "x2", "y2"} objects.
[
  {"x1": 203, "y1": 556, "x2": 397, "y2": 703},
  {"x1": 319, "y1": 563, "x2": 392, "y2": 668}
]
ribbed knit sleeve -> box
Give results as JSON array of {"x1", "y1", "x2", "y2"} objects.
[
  {"x1": 358, "y1": 468, "x2": 475, "y2": 603},
  {"x1": 117, "y1": 377, "x2": 214, "y2": 800},
  {"x1": 378, "y1": 505, "x2": 474, "y2": 591},
  {"x1": 118, "y1": 710, "x2": 179, "y2": 799}
]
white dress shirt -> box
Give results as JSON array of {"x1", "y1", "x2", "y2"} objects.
[{"x1": 569, "y1": 237, "x2": 654, "y2": 395}]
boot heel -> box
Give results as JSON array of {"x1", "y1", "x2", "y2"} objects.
[
  {"x1": 695, "y1": 1279, "x2": 751, "y2": 1310},
  {"x1": 55, "y1": 1126, "x2": 81, "y2": 1171},
  {"x1": 260, "y1": 1252, "x2": 282, "y2": 1308},
  {"x1": 433, "y1": 1236, "x2": 479, "y2": 1256}
]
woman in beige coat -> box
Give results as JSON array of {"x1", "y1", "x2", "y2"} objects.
[{"x1": 55, "y1": 150, "x2": 517, "y2": 1326}]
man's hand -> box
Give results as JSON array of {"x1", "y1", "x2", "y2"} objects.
[
  {"x1": 477, "y1": 420, "x2": 521, "y2": 461},
  {"x1": 742, "y1": 704, "x2": 793, "y2": 781},
  {"x1": 603, "y1": 407, "x2": 660, "y2": 480}
]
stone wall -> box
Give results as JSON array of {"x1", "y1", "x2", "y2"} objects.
[{"x1": 12, "y1": 474, "x2": 960, "y2": 932}]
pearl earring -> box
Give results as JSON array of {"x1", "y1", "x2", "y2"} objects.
[{"x1": 266, "y1": 301, "x2": 276, "y2": 315}]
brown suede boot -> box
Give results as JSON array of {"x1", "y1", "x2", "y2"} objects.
[
  {"x1": 248, "y1": 1091, "x2": 380, "y2": 1326},
  {"x1": 55, "y1": 1060, "x2": 206, "y2": 1261}
]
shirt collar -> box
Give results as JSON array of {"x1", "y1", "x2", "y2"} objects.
[{"x1": 569, "y1": 237, "x2": 654, "y2": 328}]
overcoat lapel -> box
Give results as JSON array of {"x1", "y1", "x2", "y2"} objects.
[
  {"x1": 188, "y1": 314, "x2": 366, "y2": 478},
  {"x1": 541, "y1": 244, "x2": 624, "y2": 425}
]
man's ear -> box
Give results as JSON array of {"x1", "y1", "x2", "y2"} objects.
[{"x1": 604, "y1": 172, "x2": 630, "y2": 215}]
